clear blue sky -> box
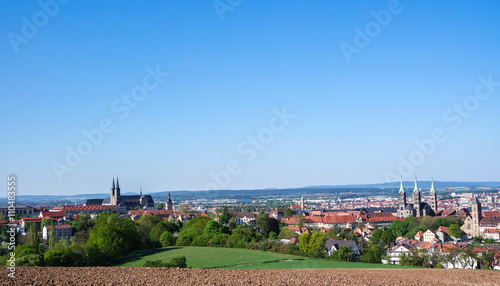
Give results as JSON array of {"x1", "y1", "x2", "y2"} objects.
[{"x1": 1, "y1": 1, "x2": 499, "y2": 196}]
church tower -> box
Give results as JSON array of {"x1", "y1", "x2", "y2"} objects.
[
  {"x1": 166, "y1": 193, "x2": 173, "y2": 210},
  {"x1": 413, "y1": 176, "x2": 421, "y2": 217},
  {"x1": 110, "y1": 178, "x2": 116, "y2": 205},
  {"x1": 115, "y1": 176, "x2": 121, "y2": 198},
  {"x1": 429, "y1": 179, "x2": 437, "y2": 213},
  {"x1": 398, "y1": 178, "x2": 406, "y2": 213},
  {"x1": 471, "y1": 197, "x2": 482, "y2": 237}
]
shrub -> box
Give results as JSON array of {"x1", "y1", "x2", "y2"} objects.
[
  {"x1": 209, "y1": 234, "x2": 229, "y2": 247},
  {"x1": 17, "y1": 253, "x2": 44, "y2": 266},
  {"x1": 160, "y1": 231, "x2": 176, "y2": 247},
  {"x1": 143, "y1": 256, "x2": 187, "y2": 268}
]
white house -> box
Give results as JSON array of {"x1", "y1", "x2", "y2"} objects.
[
  {"x1": 42, "y1": 224, "x2": 72, "y2": 241},
  {"x1": 325, "y1": 240, "x2": 360, "y2": 256},
  {"x1": 387, "y1": 244, "x2": 412, "y2": 265}
]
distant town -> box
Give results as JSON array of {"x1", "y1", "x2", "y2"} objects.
[{"x1": 1, "y1": 177, "x2": 499, "y2": 270}]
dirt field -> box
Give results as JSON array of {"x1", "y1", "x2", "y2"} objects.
[{"x1": 1, "y1": 267, "x2": 499, "y2": 285}]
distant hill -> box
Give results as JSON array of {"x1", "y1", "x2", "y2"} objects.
[{"x1": 1, "y1": 181, "x2": 498, "y2": 204}]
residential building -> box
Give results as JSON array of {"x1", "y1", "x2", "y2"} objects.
[{"x1": 42, "y1": 224, "x2": 72, "y2": 241}]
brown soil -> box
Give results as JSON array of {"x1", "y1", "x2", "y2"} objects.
[{"x1": 1, "y1": 267, "x2": 499, "y2": 285}]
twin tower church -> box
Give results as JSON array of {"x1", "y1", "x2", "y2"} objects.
[{"x1": 397, "y1": 178, "x2": 438, "y2": 218}]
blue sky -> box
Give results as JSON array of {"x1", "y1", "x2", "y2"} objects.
[{"x1": 1, "y1": 1, "x2": 499, "y2": 196}]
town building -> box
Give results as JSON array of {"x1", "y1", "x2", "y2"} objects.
[
  {"x1": 397, "y1": 178, "x2": 437, "y2": 218},
  {"x1": 42, "y1": 224, "x2": 72, "y2": 241},
  {"x1": 84, "y1": 177, "x2": 154, "y2": 209}
]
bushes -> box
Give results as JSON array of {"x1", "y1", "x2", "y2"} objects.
[
  {"x1": 143, "y1": 256, "x2": 187, "y2": 268},
  {"x1": 160, "y1": 231, "x2": 176, "y2": 247},
  {"x1": 150, "y1": 221, "x2": 179, "y2": 246},
  {"x1": 209, "y1": 234, "x2": 229, "y2": 247}
]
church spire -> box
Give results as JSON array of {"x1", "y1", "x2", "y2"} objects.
[
  {"x1": 116, "y1": 176, "x2": 120, "y2": 191},
  {"x1": 399, "y1": 177, "x2": 405, "y2": 193},
  {"x1": 413, "y1": 176, "x2": 419, "y2": 193},
  {"x1": 111, "y1": 177, "x2": 115, "y2": 190},
  {"x1": 430, "y1": 178, "x2": 436, "y2": 194},
  {"x1": 140, "y1": 186, "x2": 142, "y2": 197}
]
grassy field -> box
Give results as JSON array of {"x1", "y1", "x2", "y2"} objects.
[{"x1": 116, "y1": 247, "x2": 412, "y2": 269}]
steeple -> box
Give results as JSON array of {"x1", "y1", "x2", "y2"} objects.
[
  {"x1": 399, "y1": 177, "x2": 405, "y2": 193},
  {"x1": 430, "y1": 178, "x2": 436, "y2": 194},
  {"x1": 116, "y1": 176, "x2": 120, "y2": 191},
  {"x1": 413, "y1": 176, "x2": 419, "y2": 193},
  {"x1": 115, "y1": 176, "x2": 121, "y2": 198},
  {"x1": 140, "y1": 187, "x2": 143, "y2": 197},
  {"x1": 413, "y1": 175, "x2": 421, "y2": 217},
  {"x1": 111, "y1": 177, "x2": 115, "y2": 190}
]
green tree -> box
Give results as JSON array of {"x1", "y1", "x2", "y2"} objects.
[
  {"x1": 228, "y1": 228, "x2": 257, "y2": 248},
  {"x1": 49, "y1": 220, "x2": 57, "y2": 250},
  {"x1": 283, "y1": 208, "x2": 294, "y2": 217},
  {"x1": 449, "y1": 224, "x2": 462, "y2": 239},
  {"x1": 210, "y1": 233, "x2": 230, "y2": 247},
  {"x1": 219, "y1": 207, "x2": 232, "y2": 225},
  {"x1": 150, "y1": 221, "x2": 179, "y2": 246},
  {"x1": 41, "y1": 218, "x2": 53, "y2": 230},
  {"x1": 299, "y1": 232, "x2": 310, "y2": 253},
  {"x1": 389, "y1": 220, "x2": 407, "y2": 237},
  {"x1": 28, "y1": 222, "x2": 39, "y2": 251},
  {"x1": 204, "y1": 220, "x2": 225, "y2": 235},
  {"x1": 308, "y1": 232, "x2": 326, "y2": 257},
  {"x1": 136, "y1": 214, "x2": 163, "y2": 246},
  {"x1": 158, "y1": 202, "x2": 165, "y2": 209},
  {"x1": 86, "y1": 213, "x2": 141, "y2": 265},
  {"x1": 337, "y1": 246, "x2": 355, "y2": 262},
  {"x1": 160, "y1": 231, "x2": 176, "y2": 247}
]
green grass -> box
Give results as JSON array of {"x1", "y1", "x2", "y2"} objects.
[
  {"x1": 115, "y1": 247, "x2": 304, "y2": 268},
  {"x1": 115, "y1": 247, "x2": 413, "y2": 269}
]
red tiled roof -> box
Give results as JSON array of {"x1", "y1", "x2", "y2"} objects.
[
  {"x1": 305, "y1": 216, "x2": 323, "y2": 223},
  {"x1": 437, "y1": 226, "x2": 450, "y2": 235},
  {"x1": 282, "y1": 217, "x2": 298, "y2": 225},
  {"x1": 22, "y1": 217, "x2": 44, "y2": 222},
  {"x1": 53, "y1": 205, "x2": 119, "y2": 212},
  {"x1": 483, "y1": 211, "x2": 500, "y2": 217},
  {"x1": 42, "y1": 211, "x2": 66, "y2": 218},
  {"x1": 323, "y1": 215, "x2": 357, "y2": 224}
]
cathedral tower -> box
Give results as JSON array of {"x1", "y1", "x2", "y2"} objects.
[
  {"x1": 429, "y1": 179, "x2": 437, "y2": 213},
  {"x1": 110, "y1": 178, "x2": 116, "y2": 205},
  {"x1": 471, "y1": 197, "x2": 482, "y2": 237},
  {"x1": 398, "y1": 178, "x2": 406, "y2": 210},
  {"x1": 166, "y1": 193, "x2": 173, "y2": 210},
  {"x1": 413, "y1": 177, "x2": 421, "y2": 217}
]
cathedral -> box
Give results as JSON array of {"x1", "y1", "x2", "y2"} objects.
[
  {"x1": 397, "y1": 177, "x2": 437, "y2": 218},
  {"x1": 85, "y1": 177, "x2": 155, "y2": 209}
]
